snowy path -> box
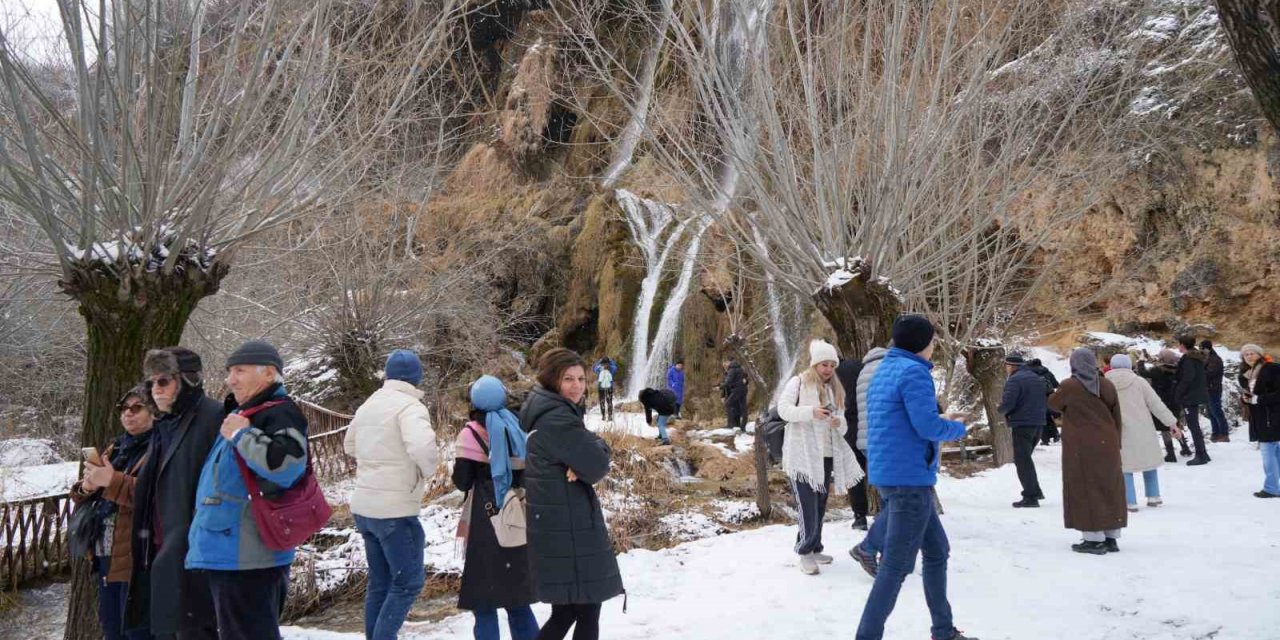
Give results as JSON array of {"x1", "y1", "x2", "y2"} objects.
[{"x1": 285, "y1": 440, "x2": 1280, "y2": 640}]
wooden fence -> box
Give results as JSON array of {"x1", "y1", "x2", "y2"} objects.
[{"x1": 0, "y1": 400, "x2": 354, "y2": 589}]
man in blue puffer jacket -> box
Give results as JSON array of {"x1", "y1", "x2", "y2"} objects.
[
  {"x1": 187, "y1": 340, "x2": 309, "y2": 640},
  {"x1": 854, "y1": 316, "x2": 976, "y2": 640}
]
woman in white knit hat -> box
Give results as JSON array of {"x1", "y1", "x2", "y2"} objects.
[{"x1": 778, "y1": 339, "x2": 865, "y2": 575}]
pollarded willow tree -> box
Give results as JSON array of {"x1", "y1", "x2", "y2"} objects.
[{"x1": 0, "y1": 0, "x2": 461, "y2": 636}]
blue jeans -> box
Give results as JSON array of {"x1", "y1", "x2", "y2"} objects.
[
  {"x1": 1124, "y1": 470, "x2": 1160, "y2": 505},
  {"x1": 1262, "y1": 442, "x2": 1280, "y2": 495},
  {"x1": 856, "y1": 486, "x2": 954, "y2": 640},
  {"x1": 355, "y1": 515, "x2": 427, "y2": 640},
  {"x1": 657, "y1": 414, "x2": 670, "y2": 442},
  {"x1": 97, "y1": 556, "x2": 151, "y2": 640},
  {"x1": 860, "y1": 507, "x2": 888, "y2": 554},
  {"x1": 473, "y1": 606, "x2": 539, "y2": 640},
  {"x1": 1207, "y1": 392, "x2": 1229, "y2": 437}
]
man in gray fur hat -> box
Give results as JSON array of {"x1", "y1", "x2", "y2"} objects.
[{"x1": 126, "y1": 347, "x2": 222, "y2": 639}]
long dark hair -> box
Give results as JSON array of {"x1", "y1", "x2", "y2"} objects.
[{"x1": 536, "y1": 348, "x2": 587, "y2": 395}]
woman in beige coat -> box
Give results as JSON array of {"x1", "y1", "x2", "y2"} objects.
[{"x1": 1104, "y1": 355, "x2": 1179, "y2": 512}]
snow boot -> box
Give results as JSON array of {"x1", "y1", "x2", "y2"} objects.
[
  {"x1": 1163, "y1": 453, "x2": 1177, "y2": 463},
  {"x1": 850, "y1": 543, "x2": 878, "y2": 577},
  {"x1": 1187, "y1": 456, "x2": 1210, "y2": 466},
  {"x1": 852, "y1": 515, "x2": 869, "y2": 531},
  {"x1": 799, "y1": 554, "x2": 820, "y2": 575},
  {"x1": 1254, "y1": 491, "x2": 1280, "y2": 499},
  {"x1": 1104, "y1": 538, "x2": 1120, "y2": 553},
  {"x1": 935, "y1": 628, "x2": 980, "y2": 640},
  {"x1": 1071, "y1": 541, "x2": 1108, "y2": 555},
  {"x1": 1147, "y1": 497, "x2": 1163, "y2": 507},
  {"x1": 1012, "y1": 498, "x2": 1040, "y2": 508},
  {"x1": 1127, "y1": 503, "x2": 1139, "y2": 513},
  {"x1": 809, "y1": 552, "x2": 834, "y2": 565}
]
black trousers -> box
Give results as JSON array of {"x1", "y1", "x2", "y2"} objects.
[
  {"x1": 598, "y1": 386, "x2": 614, "y2": 421},
  {"x1": 205, "y1": 565, "x2": 289, "y2": 640},
  {"x1": 726, "y1": 396, "x2": 748, "y2": 430},
  {"x1": 848, "y1": 447, "x2": 869, "y2": 518},
  {"x1": 536, "y1": 603, "x2": 602, "y2": 640},
  {"x1": 1040, "y1": 420, "x2": 1059, "y2": 444},
  {"x1": 1013, "y1": 427, "x2": 1043, "y2": 499},
  {"x1": 1183, "y1": 405, "x2": 1210, "y2": 460}
]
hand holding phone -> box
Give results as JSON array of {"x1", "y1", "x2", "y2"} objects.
[{"x1": 81, "y1": 447, "x2": 102, "y2": 466}]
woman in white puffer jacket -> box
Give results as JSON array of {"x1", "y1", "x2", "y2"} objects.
[
  {"x1": 1105, "y1": 354, "x2": 1179, "y2": 512},
  {"x1": 778, "y1": 340, "x2": 864, "y2": 575}
]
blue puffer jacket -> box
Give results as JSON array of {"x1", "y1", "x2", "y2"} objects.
[
  {"x1": 666, "y1": 365, "x2": 685, "y2": 402},
  {"x1": 866, "y1": 348, "x2": 966, "y2": 487},
  {"x1": 186, "y1": 384, "x2": 309, "y2": 571}
]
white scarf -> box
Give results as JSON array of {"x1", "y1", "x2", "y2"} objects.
[{"x1": 778, "y1": 376, "x2": 864, "y2": 492}]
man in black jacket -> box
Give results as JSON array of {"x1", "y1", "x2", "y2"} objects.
[
  {"x1": 127, "y1": 347, "x2": 221, "y2": 640},
  {"x1": 1175, "y1": 336, "x2": 1212, "y2": 466},
  {"x1": 998, "y1": 355, "x2": 1048, "y2": 508},
  {"x1": 836, "y1": 357, "x2": 870, "y2": 530},
  {"x1": 719, "y1": 359, "x2": 749, "y2": 432},
  {"x1": 639, "y1": 387, "x2": 678, "y2": 445},
  {"x1": 1200, "y1": 339, "x2": 1230, "y2": 442},
  {"x1": 1026, "y1": 359, "x2": 1060, "y2": 445}
]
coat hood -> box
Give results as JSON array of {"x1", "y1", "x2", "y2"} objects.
[
  {"x1": 1105, "y1": 367, "x2": 1141, "y2": 390},
  {"x1": 519, "y1": 386, "x2": 584, "y2": 432},
  {"x1": 862, "y1": 347, "x2": 889, "y2": 365}
]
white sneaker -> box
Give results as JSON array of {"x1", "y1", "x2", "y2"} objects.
[
  {"x1": 810, "y1": 552, "x2": 834, "y2": 565},
  {"x1": 1127, "y1": 504, "x2": 1139, "y2": 513},
  {"x1": 800, "y1": 554, "x2": 820, "y2": 575},
  {"x1": 1147, "y1": 497, "x2": 1163, "y2": 507}
]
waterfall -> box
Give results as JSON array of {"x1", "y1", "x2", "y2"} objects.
[
  {"x1": 601, "y1": 0, "x2": 673, "y2": 188},
  {"x1": 617, "y1": 189, "x2": 708, "y2": 399}
]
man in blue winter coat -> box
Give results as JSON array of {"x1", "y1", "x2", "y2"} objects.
[
  {"x1": 855, "y1": 315, "x2": 976, "y2": 640},
  {"x1": 187, "y1": 340, "x2": 309, "y2": 640},
  {"x1": 999, "y1": 354, "x2": 1048, "y2": 508},
  {"x1": 666, "y1": 361, "x2": 686, "y2": 418}
]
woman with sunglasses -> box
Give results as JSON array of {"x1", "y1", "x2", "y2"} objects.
[{"x1": 72, "y1": 384, "x2": 157, "y2": 639}]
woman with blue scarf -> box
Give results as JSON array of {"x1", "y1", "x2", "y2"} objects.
[{"x1": 453, "y1": 375, "x2": 538, "y2": 640}]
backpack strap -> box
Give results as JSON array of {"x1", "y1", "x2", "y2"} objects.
[{"x1": 465, "y1": 423, "x2": 491, "y2": 456}]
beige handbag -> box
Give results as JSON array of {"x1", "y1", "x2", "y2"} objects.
[{"x1": 491, "y1": 485, "x2": 527, "y2": 548}]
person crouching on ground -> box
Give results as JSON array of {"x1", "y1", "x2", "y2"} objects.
[{"x1": 639, "y1": 387, "x2": 678, "y2": 445}]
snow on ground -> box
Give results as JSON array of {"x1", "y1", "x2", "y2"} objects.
[
  {"x1": 286, "y1": 437, "x2": 1280, "y2": 640},
  {"x1": 0, "y1": 438, "x2": 64, "y2": 468},
  {"x1": 0, "y1": 461, "x2": 78, "y2": 501}
]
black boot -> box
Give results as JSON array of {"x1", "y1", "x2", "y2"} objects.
[
  {"x1": 1187, "y1": 456, "x2": 1210, "y2": 466},
  {"x1": 852, "y1": 515, "x2": 868, "y2": 531},
  {"x1": 1012, "y1": 498, "x2": 1040, "y2": 508},
  {"x1": 1071, "y1": 541, "x2": 1108, "y2": 555},
  {"x1": 1163, "y1": 454, "x2": 1177, "y2": 463},
  {"x1": 1104, "y1": 538, "x2": 1119, "y2": 553}
]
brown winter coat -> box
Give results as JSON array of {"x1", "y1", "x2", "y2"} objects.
[
  {"x1": 70, "y1": 444, "x2": 147, "y2": 583},
  {"x1": 1048, "y1": 377, "x2": 1127, "y2": 533}
]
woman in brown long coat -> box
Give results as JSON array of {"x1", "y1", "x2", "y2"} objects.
[{"x1": 1048, "y1": 348, "x2": 1127, "y2": 555}]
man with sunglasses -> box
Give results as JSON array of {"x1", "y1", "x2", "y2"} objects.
[{"x1": 127, "y1": 347, "x2": 222, "y2": 640}]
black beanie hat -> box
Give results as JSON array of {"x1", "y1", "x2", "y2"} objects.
[
  {"x1": 1004, "y1": 354, "x2": 1026, "y2": 366},
  {"x1": 226, "y1": 340, "x2": 284, "y2": 372},
  {"x1": 891, "y1": 315, "x2": 935, "y2": 354}
]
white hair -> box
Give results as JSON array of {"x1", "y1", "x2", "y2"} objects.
[{"x1": 255, "y1": 365, "x2": 284, "y2": 383}]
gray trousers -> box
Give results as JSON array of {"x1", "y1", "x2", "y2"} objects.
[{"x1": 1081, "y1": 529, "x2": 1123, "y2": 542}]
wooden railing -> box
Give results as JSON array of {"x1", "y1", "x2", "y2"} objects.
[{"x1": 0, "y1": 399, "x2": 354, "y2": 589}]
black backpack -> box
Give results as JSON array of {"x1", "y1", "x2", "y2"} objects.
[{"x1": 760, "y1": 376, "x2": 802, "y2": 464}]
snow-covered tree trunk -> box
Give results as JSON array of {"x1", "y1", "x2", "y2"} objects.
[
  {"x1": 965, "y1": 345, "x2": 1014, "y2": 467},
  {"x1": 1214, "y1": 0, "x2": 1280, "y2": 135},
  {"x1": 812, "y1": 267, "x2": 900, "y2": 361}
]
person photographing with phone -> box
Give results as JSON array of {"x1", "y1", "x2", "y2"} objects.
[
  {"x1": 777, "y1": 340, "x2": 864, "y2": 575},
  {"x1": 1238, "y1": 344, "x2": 1280, "y2": 498}
]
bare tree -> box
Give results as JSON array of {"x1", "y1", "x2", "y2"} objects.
[{"x1": 1214, "y1": 0, "x2": 1280, "y2": 134}]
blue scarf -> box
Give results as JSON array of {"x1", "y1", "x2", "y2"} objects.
[{"x1": 471, "y1": 375, "x2": 527, "y2": 508}]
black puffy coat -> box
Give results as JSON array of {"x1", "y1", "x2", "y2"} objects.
[
  {"x1": 836, "y1": 358, "x2": 863, "y2": 451},
  {"x1": 1239, "y1": 362, "x2": 1280, "y2": 443},
  {"x1": 126, "y1": 387, "x2": 222, "y2": 634},
  {"x1": 1204, "y1": 348, "x2": 1225, "y2": 396},
  {"x1": 639, "y1": 388, "x2": 677, "y2": 424},
  {"x1": 519, "y1": 387, "x2": 624, "y2": 605},
  {"x1": 452, "y1": 434, "x2": 535, "y2": 612},
  {"x1": 720, "y1": 363, "x2": 749, "y2": 402},
  {"x1": 1174, "y1": 350, "x2": 1211, "y2": 408}
]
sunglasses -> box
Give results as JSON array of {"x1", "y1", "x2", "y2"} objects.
[
  {"x1": 146, "y1": 375, "x2": 177, "y2": 390},
  {"x1": 118, "y1": 403, "x2": 148, "y2": 416}
]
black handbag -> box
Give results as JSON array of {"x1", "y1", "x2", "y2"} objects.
[{"x1": 68, "y1": 494, "x2": 106, "y2": 558}]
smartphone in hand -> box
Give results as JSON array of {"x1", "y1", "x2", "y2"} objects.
[{"x1": 81, "y1": 447, "x2": 102, "y2": 466}]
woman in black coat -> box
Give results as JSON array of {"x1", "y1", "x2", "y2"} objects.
[
  {"x1": 1238, "y1": 344, "x2": 1280, "y2": 498},
  {"x1": 454, "y1": 375, "x2": 538, "y2": 640},
  {"x1": 520, "y1": 348, "x2": 624, "y2": 640}
]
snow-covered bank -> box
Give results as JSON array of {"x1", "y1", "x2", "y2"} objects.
[
  {"x1": 0, "y1": 461, "x2": 78, "y2": 501},
  {"x1": 286, "y1": 437, "x2": 1280, "y2": 640}
]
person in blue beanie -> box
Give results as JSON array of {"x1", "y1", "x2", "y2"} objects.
[
  {"x1": 855, "y1": 316, "x2": 977, "y2": 640},
  {"x1": 344, "y1": 349, "x2": 439, "y2": 640}
]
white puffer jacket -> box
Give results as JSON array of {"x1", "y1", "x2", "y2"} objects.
[
  {"x1": 778, "y1": 375, "x2": 864, "y2": 493},
  {"x1": 1105, "y1": 368, "x2": 1178, "y2": 473},
  {"x1": 344, "y1": 380, "x2": 439, "y2": 518}
]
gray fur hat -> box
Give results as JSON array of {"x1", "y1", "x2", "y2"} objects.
[{"x1": 143, "y1": 347, "x2": 204, "y2": 377}]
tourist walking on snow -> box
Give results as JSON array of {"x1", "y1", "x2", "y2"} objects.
[
  {"x1": 127, "y1": 347, "x2": 221, "y2": 640},
  {"x1": 639, "y1": 387, "x2": 678, "y2": 445},
  {"x1": 521, "y1": 348, "x2": 624, "y2": 640},
  {"x1": 454, "y1": 376, "x2": 539, "y2": 640},
  {"x1": 1139, "y1": 350, "x2": 1193, "y2": 461},
  {"x1": 593, "y1": 357, "x2": 616, "y2": 422},
  {"x1": 720, "y1": 359, "x2": 749, "y2": 431},
  {"x1": 666, "y1": 361, "x2": 685, "y2": 419},
  {"x1": 344, "y1": 350, "x2": 439, "y2": 640},
  {"x1": 1201, "y1": 339, "x2": 1231, "y2": 442},
  {"x1": 1027, "y1": 358, "x2": 1061, "y2": 445},
  {"x1": 187, "y1": 340, "x2": 309, "y2": 639},
  {"x1": 837, "y1": 356, "x2": 870, "y2": 531},
  {"x1": 71, "y1": 383, "x2": 155, "y2": 640},
  {"x1": 1238, "y1": 344, "x2": 1280, "y2": 498},
  {"x1": 778, "y1": 340, "x2": 864, "y2": 575},
  {"x1": 1105, "y1": 355, "x2": 1178, "y2": 512},
  {"x1": 1048, "y1": 348, "x2": 1126, "y2": 555},
  {"x1": 1174, "y1": 335, "x2": 1212, "y2": 465},
  {"x1": 855, "y1": 316, "x2": 974, "y2": 640},
  {"x1": 999, "y1": 354, "x2": 1048, "y2": 508}
]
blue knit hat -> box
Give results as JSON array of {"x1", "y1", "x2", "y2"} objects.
[
  {"x1": 470, "y1": 375, "x2": 508, "y2": 412},
  {"x1": 385, "y1": 350, "x2": 423, "y2": 386}
]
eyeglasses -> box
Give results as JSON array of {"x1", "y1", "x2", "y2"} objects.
[
  {"x1": 146, "y1": 376, "x2": 177, "y2": 390},
  {"x1": 118, "y1": 403, "x2": 147, "y2": 416}
]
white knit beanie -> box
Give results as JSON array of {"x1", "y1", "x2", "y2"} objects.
[
  {"x1": 809, "y1": 340, "x2": 839, "y2": 366},
  {"x1": 1241, "y1": 344, "x2": 1266, "y2": 359}
]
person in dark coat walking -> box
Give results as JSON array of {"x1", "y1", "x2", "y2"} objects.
[
  {"x1": 520, "y1": 348, "x2": 623, "y2": 640},
  {"x1": 837, "y1": 357, "x2": 870, "y2": 530},
  {"x1": 1048, "y1": 349, "x2": 1127, "y2": 555},
  {"x1": 1238, "y1": 344, "x2": 1280, "y2": 498},
  {"x1": 1200, "y1": 340, "x2": 1230, "y2": 442},
  {"x1": 1138, "y1": 350, "x2": 1193, "y2": 461},
  {"x1": 127, "y1": 348, "x2": 221, "y2": 640},
  {"x1": 1174, "y1": 335, "x2": 1212, "y2": 465},
  {"x1": 720, "y1": 359, "x2": 749, "y2": 431},
  {"x1": 639, "y1": 387, "x2": 678, "y2": 445},
  {"x1": 454, "y1": 376, "x2": 538, "y2": 640},
  {"x1": 999, "y1": 354, "x2": 1048, "y2": 508},
  {"x1": 1026, "y1": 359, "x2": 1061, "y2": 444}
]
